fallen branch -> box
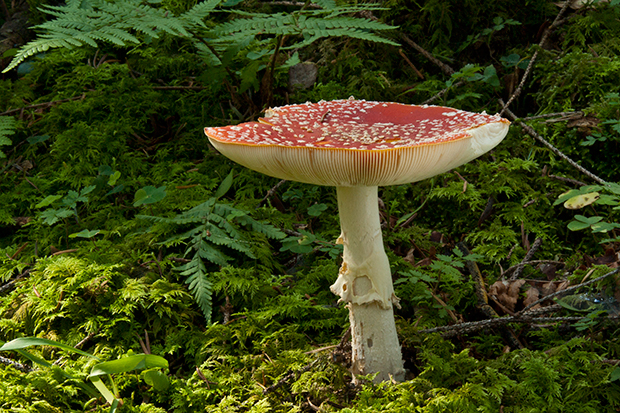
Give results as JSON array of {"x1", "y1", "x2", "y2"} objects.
[
  {"x1": 399, "y1": 33, "x2": 455, "y2": 76},
  {"x1": 502, "y1": 259, "x2": 565, "y2": 279},
  {"x1": 500, "y1": 102, "x2": 607, "y2": 185},
  {"x1": 510, "y1": 237, "x2": 542, "y2": 280},
  {"x1": 500, "y1": 0, "x2": 572, "y2": 115},
  {"x1": 259, "y1": 179, "x2": 287, "y2": 206},
  {"x1": 0, "y1": 95, "x2": 86, "y2": 117},
  {"x1": 262, "y1": 358, "x2": 321, "y2": 394},
  {"x1": 517, "y1": 267, "x2": 620, "y2": 315},
  {"x1": 0, "y1": 355, "x2": 32, "y2": 373}
]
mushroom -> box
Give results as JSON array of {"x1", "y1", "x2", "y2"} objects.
[{"x1": 204, "y1": 98, "x2": 510, "y2": 382}]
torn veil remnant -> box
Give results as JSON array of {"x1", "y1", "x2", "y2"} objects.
[{"x1": 205, "y1": 98, "x2": 510, "y2": 383}]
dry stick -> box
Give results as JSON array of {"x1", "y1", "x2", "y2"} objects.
[
  {"x1": 548, "y1": 174, "x2": 587, "y2": 187},
  {"x1": 422, "y1": 269, "x2": 620, "y2": 336},
  {"x1": 500, "y1": 0, "x2": 572, "y2": 116},
  {"x1": 0, "y1": 355, "x2": 31, "y2": 373},
  {"x1": 517, "y1": 267, "x2": 620, "y2": 315},
  {"x1": 0, "y1": 0, "x2": 10, "y2": 21},
  {"x1": 502, "y1": 259, "x2": 565, "y2": 279},
  {"x1": 510, "y1": 237, "x2": 542, "y2": 280},
  {"x1": 457, "y1": 243, "x2": 523, "y2": 348},
  {"x1": 0, "y1": 95, "x2": 86, "y2": 117},
  {"x1": 398, "y1": 49, "x2": 424, "y2": 79},
  {"x1": 522, "y1": 111, "x2": 583, "y2": 121},
  {"x1": 262, "y1": 358, "x2": 321, "y2": 394},
  {"x1": 422, "y1": 315, "x2": 585, "y2": 338},
  {"x1": 422, "y1": 80, "x2": 465, "y2": 105},
  {"x1": 500, "y1": 103, "x2": 607, "y2": 185},
  {"x1": 399, "y1": 33, "x2": 455, "y2": 76},
  {"x1": 259, "y1": 179, "x2": 287, "y2": 206}
]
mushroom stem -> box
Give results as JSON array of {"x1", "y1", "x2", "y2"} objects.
[{"x1": 332, "y1": 186, "x2": 405, "y2": 383}]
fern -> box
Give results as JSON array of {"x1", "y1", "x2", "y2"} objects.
[
  {"x1": 138, "y1": 173, "x2": 285, "y2": 323},
  {"x1": 0, "y1": 116, "x2": 16, "y2": 158},
  {"x1": 214, "y1": 11, "x2": 399, "y2": 48},
  {"x1": 2, "y1": 0, "x2": 223, "y2": 73},
  {"x1": 3, "y1": 0, "x2": 397, "y2": 73}
]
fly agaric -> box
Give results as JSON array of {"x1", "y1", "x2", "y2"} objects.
[{"x1": 204, "y1": 98, "x2": 510, "y2": 382}]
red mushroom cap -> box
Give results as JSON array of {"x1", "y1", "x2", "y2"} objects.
[{"x1": 205, "y1": 99, "x2": 510, "y2": 186}]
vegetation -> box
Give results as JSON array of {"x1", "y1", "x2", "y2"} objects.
[{"x1": 1, "y1": 0, "x2": 620, "y2": 411}]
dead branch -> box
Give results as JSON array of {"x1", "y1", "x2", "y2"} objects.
[
  {"x1": 500, "y1": 102, "x2": 607, "y2": 185},
  {"x1": 262, "y1": 358, "x2": 321, "y2": 394},
  {"x1": 0, "y1": 355, "x2": 32, "y2": 373},
  {"x1": 510, "y1": 237, "x2": 542, "y2": 280},
  {"x1": 457, "y1": 242, "x2": 523, "y2": 348},
  {"x1": 0, "y1": 95, "x2": 86, "y2": 117},
  {"x1": 500, "y1": 0, "x2": 572, "y2": 115},
  {"x1": 422, "y1": 315, "x2": 585, "y2": 338},
  {"x1": 548, "y1": 174, "x2": 588, "y2": 187},
  {"x1": 420, "y1": 81, "x2": 461, "y2": 105},
  {"x1": 502, "y1": 259, "x2": 565, "y2": 279},
  {"x1": 399, "y1": 33, "x2": 455, "y2": 76},
  {"x1": 259, "y1": 179, "x2": 287, "y2": 206},
  {"x1": 522, "y1": 111, "x2": 584, "y2": 121},
  {"x1": 517, "y1": 267, "x2": 620, "y2": 315}
]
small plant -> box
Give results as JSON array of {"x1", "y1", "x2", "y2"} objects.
[
  {"x1": 138, "y1": 172, "x2": 285, "y2": 323},
  {"x1": 35, "y1": 185, "x2": 96, "y2": 226},
  {"x1": 0, "y1": 116, "x2": 16, "y2": 158},
  {"x1": 556, "y1": 183, "x2": 620, "y2": 242},
  {"x1": 0, "y1": 337, "x2": 169, "y2": 413}
]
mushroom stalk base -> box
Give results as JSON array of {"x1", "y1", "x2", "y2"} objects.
[{"x1": 332, "y1": 186, "x2": 405, "y2": 383}]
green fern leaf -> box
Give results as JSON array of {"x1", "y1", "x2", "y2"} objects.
[
  {"x1": 178, "y1": 253, "x2": 213, "y2": 322},
  {"x1": 0, "y1": 116, "x2": 16, "y2": 158}
]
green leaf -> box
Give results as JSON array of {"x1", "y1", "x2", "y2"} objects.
[
  {"x1": 69, "y1": 229, "x2": 101, "y2": 238},
  {"x1": 214, "y1": 171, "x2": 234, "y2": 199},
  {"x1": 134, "y1": 186, "x2": 167, "y2": 207},
  {"x1": 27, "y1": 135, "x2": 50, "y2": 144},
  {"x1": 36, "y1": 194, "x2": 63, "y2": 208},
  {"x1": 0, "y1": 337, "x2": 99, "y2": 360},
  {"x1": 90, "y1": 376, "x2": 117, "y2": 404},
  {"x1": 108, "y1": 171, "x2": 121, "y2": 186},
  {"x1": 564, "y1": 192, "x2": 600, "y2": 209},
  {"x1": 307, "y1": 203, "x2": 327, "y2": 216},
  {"x1": 611, "y1": 367, "x2": 620, "y2": 382},
  {"x1": 89, "y1": 354, "x2": 168, "y2": 377},
  {"x1": 143, "y1": 369, "x2": 170, "y2": 391}
]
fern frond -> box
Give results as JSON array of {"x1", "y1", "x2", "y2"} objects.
[
  {"x1": 3, "y1": 0, "x2": 222, "y2": 73},
  {"x1": 180, "y1": 0, "x2": 223, "y2": 28},
  {"x1": 311, "y1": 0, "x2": 336, "y2": 10},
  {"x1": 178, "y1": 252, "x2": 213, "y2": 322},
  {"x1": 0, "y1": 117, "x2": 16, "y2": 158},
  {"x1": 195, "y1": 239, "x2": 232, "y2": 267}
]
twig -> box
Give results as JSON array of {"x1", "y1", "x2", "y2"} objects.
[
  {"x1": 262, "y1": 358, "x2": 321, "y2": 394},
  {"x1": 510, "y1": 237, "x2": 542, "y2": 280},
  {"x1": 500, "y1": 0, "x2": 572, "y2": 115},
  {"x1": 517, "y1": 267, "x2": 620, "y2": 315},
  {"x1": 500, "y1": 102, "x2": 607, "y2": 185},
  {"x1": 548, "y1": 174, "x2": 587, "y2": 187},
  {"x1": 152, "y1": 86, "x2": 208, "y2": 90},
  {"x1": 522, "y1": 111, "x2": 583, "y2": 121},
  {"x1": 398, "y1": 49, "x2": 424, "y2": 79},
  {"x1": 457, "y1": 242, "x2": 523, "y2": 348},
  {"x1": 0, "y1": 355, "x2": 32, "y2": 373},
  {"x1": 399, "y1": 33, "x2": 455, "y2": 76},
  {"x1": 421, "y1": 315, "x2": 585, "y2": 338},
  {"x1": 259, "y1": 179, "x2": 287, "y2": 206},
  {"x1": 422, "y1": 80, "x2": 465, "y2": 105},
  {"x1": 502, "y1": 259, "x2": 565, "y2": 279},
  {"x1": 0, "y1": 0, "x2": 10, "y2": 22},
  {"x1": 0, "y1": 268, "x2": 30, "y2": 294},
  {"x1": 0, "y1": 95, "x2": 86, "y2": 117}
]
